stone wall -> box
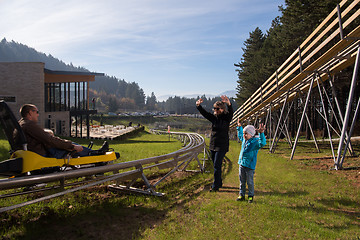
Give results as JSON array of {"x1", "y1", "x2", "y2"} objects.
[{"x1": 0, "y1": 62, "x2": 45, "y2": 126}]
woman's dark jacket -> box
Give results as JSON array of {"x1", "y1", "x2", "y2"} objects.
[{"x1": 196, "y1": 104, "x2": 233, "y2": 152}]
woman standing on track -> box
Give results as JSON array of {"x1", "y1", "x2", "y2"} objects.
[{"x1": 196, "y1": 95, "x2": 233, "y2": 192}]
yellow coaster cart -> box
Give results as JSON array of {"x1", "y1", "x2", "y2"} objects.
[{"x1": 0, "y1": 101, "x2": 119, "y2": 177}]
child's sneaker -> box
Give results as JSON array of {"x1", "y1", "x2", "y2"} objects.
[
  {"x1": 248, "y1": 196, "x2": 254, "y2": 203},
  {"x1": 236, "y1": 195, "x2": 245, "y2": 201}
]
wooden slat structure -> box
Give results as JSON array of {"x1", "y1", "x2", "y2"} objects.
[{"x1": 232, "y1": 0, "x2": 360, "y2": 169}]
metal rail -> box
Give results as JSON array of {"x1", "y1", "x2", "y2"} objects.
[
  {"x1": 232, "y1": 0, "x2": 360, "y2": 169},
  {"x1": 0, "y1": 131, "x2": 207, "y2": 213}
]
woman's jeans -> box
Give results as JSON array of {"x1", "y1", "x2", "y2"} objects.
[
  {"x1": 210, "y1": 150, "x2": 226, "y2": 189},
  {"x1": 239, "y1": 165, "x2": 255, "y2": 197}
]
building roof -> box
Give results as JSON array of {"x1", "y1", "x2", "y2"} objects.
[
  {"x1": 44, "y1": 68, "x2": 104, "y2": 76},
  {"x1": 44, "y1": 68, "x2": 104, "y2": 83}
]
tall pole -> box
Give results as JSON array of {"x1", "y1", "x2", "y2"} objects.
[
  {"x1": 316, "y1": 73, "x2": 335, "y2": 161},
  {"x1": 328, "y1": 75, "x2": 354, "y2": 156},
  {"x1": 270, "y1": 92, "x2": 289, "y2": 153},
  {"x1": 335, "y1": 45, "x2": 360, "y2": 169},
  {"x1": 339, "y1": 97, "x2": 360, "y2": 168},
  {"x1": 291, "y1": 75, "x2": 315, "y2": 160}
]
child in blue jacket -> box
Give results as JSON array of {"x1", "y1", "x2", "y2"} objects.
[{"x1": 236, "y1": 118, "x2": 266, "y2": 203}]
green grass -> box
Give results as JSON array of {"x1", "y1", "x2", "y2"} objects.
[
  {"x1": 0, "y1": 128, "x2": 359, "y2": 239},
  {"x1": 70, "y1": 131, "x2": 183, "y2": 163},
  {"x1": 140, "y1": 141, "x2": 360, "y2": 240}
]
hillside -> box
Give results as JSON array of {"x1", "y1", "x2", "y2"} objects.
[{"x1": 0, "y1": 38, "x2": 146, "y2": 111}]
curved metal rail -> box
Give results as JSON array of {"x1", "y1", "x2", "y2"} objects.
[{"x1": 0, "y1": 131, "x2": 207, "y2": 213}]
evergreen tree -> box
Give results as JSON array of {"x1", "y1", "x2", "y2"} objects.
[
  {"x1": 108, "y1": 96, "x2": 119, "y2": 113},
  {"x1": 278, "y1": 0, "x2": 340, "y2": 55},
  {"x1": 146, "y1": 92, "x2": 157, "y2": 110},
  {"x1": 261, "y1": 17, "x2": 285, "y2": 76},
  {"x1": 235, "y1": 27, "x2": 265, "y2": 105},
  {"x1": 234, "y1": 0, "x2": 341, "y2": 106}
]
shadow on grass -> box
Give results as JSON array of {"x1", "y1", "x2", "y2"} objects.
[
  {"x1": 2, "y1": 152, "x2": 214, "y2": 239},
  {"x1": 216, "y1": 186, "x2": 239, "y2": 193},
  {"x1": 22, "y1": 164, "x2": 212, "y2": 239},
  {"x1": 285, "y1": 197, "x2": 360, "y2": 230},
  {"x1": 4, "y1": 173, "x2": 210, "y2": 240},
  {"x1": 7, "y1": 200, "x2": 168, "y2": 240},
  {"x1": 121, "y1": 139, "x2": 176, "y2": 144},
  {"x1": 255, "y1": 189, "x2": 309, "y2": 197},
  {"x1": 224, "y1": 155, "x2": 233, "y2": 177},
  {"x1": 214, "y1": 188, "x2": 310, "y2": 195},
  {"x1": 318, "y1": 197, "x2": 359, "y2": 208}
]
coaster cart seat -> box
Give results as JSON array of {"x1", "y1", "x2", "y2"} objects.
[{"x1": 0, "y1": 101, "x2": 118, "y2": 177}]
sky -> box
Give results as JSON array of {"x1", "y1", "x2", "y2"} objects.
[{"x1": 0, "y1": 0, "x2": 284, "y2": 100}]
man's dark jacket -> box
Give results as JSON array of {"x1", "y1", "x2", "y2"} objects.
[
  {"x1": 196, "y1": 104, "x2": 233, "y2": 152},
  {"x1": 18, "y1": 118, "x2": 74, "y2": 156}
]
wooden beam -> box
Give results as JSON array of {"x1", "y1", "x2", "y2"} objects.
[{"x1": 44, "y1": 73, "x2": 95, "y2": 83}]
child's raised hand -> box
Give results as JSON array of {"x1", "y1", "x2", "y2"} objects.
[
  {"x1": 256, "y1": 123, "x2": 266, "y2": 133},
  {"x1": 196, "y1": 98, "x2": 203, "y2": 106},
  {"x1": 237, "y1": 117, "x2": 241, "y2": 127}
]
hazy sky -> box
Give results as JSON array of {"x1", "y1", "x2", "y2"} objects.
[{"x1": 0, "y1": 0, "x2": 284, "y2": 99}]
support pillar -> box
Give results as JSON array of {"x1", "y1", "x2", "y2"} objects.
[{"x1": 335, "y1": 45, "x2": 360, "y2": 169}]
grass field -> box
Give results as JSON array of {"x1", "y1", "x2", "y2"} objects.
[{"x1": 0, "y1": 126, "x2": 359, "y2": 239}]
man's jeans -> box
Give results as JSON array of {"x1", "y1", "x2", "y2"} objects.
[
  {"x1": 239, "y1": 165, "x2": 255, "y2": 197},
  {"x1": 211, "y1": 150, "x2": 226, "y2": 189},
  {"x1": 47, "y1": 143, "x2": 92, "y2": 159}
]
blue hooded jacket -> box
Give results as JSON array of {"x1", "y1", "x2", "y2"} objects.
[{"x1": 237, "y1": 126, "x2": 266, "y2": 170}]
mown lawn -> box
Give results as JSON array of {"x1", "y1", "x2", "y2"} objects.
[
  {"x1": 0, "y1": 131, "x2": 359, "y2": 239},
  {"x1": 139, "y1": 140, "x2": 359, "y2": 240}
]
